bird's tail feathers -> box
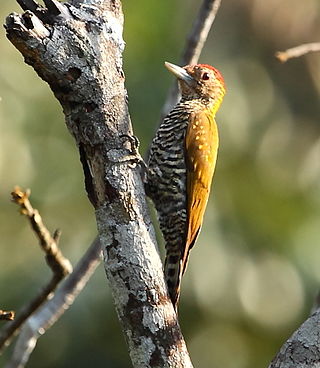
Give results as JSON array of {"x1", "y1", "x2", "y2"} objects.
[{"x1": 164, "y1": 250, "x2": 184, "y2": 311}]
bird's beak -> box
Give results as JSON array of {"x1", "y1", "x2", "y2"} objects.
[{"x1": 165, "y1": 62, "x2": 194, "y2": 85}]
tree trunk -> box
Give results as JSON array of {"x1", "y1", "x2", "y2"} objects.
[{"x1": 5, "y1": 0, "x2": 193, "y2": 366}]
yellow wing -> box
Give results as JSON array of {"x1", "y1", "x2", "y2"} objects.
[{"x1": 182, "y1": 111, "x2": 219, "y2": 274}]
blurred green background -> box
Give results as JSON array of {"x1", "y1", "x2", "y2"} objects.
[{"x1": 1, "y1": 0, "x2": 320, "y2": 367}]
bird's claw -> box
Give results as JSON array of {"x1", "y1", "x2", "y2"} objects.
[
  {"x1": 116, "y1": 134, "x2": 147, "y2": 169},
  {"x1": 119, "y1": 134, "x2": 140, "y2": 156}
]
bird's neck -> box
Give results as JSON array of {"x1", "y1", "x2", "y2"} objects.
[{"x1": 179, "y1": 95, "x2": 223, "y2": 117}]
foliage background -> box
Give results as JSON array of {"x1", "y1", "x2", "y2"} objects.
[{"x1": 1, "y1": 0, "x2": 320, "y2": 367}]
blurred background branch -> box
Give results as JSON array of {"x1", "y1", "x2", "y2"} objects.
[{"x1": 276, "y1": 42, "x2": 320, "y2": 63}]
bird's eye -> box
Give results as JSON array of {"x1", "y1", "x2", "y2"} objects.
[{"x1": 202, "y1": 72, "x2": 210, "y2": 81}]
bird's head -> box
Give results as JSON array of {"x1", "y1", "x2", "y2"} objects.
[{"x1": 165, "y1": 62, "x2": 225, "y2": 104}]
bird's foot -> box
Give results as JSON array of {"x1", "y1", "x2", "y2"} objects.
[{"x1": 107, "y1": 134, "x2": 147, "y2": 169}]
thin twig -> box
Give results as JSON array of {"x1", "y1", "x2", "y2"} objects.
[
  {"x1": 11, "y1": 187, "x2": 72, "y2": 278},
  {"x1": 6, "y1": 238, "x2": 101, "y2": 368},
  {"x1": 160, "y1": 0, "x2": 222, "y2": 118},
  {"x1": 0, "y1": 187, "x2": 72, "y2": 351},
  {"x1": 0, "y1": 311, "x2": 15, "y2": 322},
  {"x1": 275, "y1": 42, "x2": 320, "y2": 63}
]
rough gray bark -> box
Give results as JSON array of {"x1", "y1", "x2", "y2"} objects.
[
  {"x1": 269, "y1": 309, "x2": 320, "y2": 368},
  {"x1": 5, "y1": 1, "x2": 193, "y2": 367}
]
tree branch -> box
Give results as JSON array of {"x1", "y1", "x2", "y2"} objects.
[
  {"x1": 269, "y1": 309, "x2": 320, "y2": 367},
  {"x1": 5, "y1": 1, "x2": 192, "y2": 366},
  {"x1": 0, "y1": 187, "x2": 72, "y2": 351},
  {"x1": 5, "y1": 237, "x2": 101, "y2": 368},
  {"x1": 275, "y1": 42, "x2": 320, "y2": 63},
  {"x1": 161, "y1": 0, "x2": 222, "y2": 117},
  {"x1": 181, "y1": 0, "x2": 222, "y2": 66}
]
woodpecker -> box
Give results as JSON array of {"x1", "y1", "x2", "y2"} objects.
[{"x1": 145, "y1": 62, "x2": 225, "y2": 310}]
